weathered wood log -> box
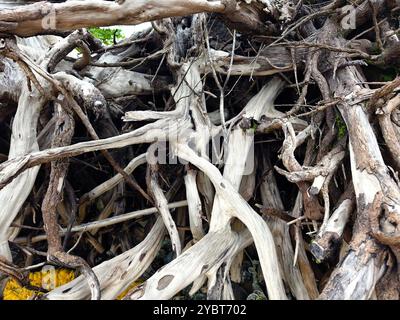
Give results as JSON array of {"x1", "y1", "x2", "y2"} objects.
[
  {"x1": 317, "y1": 20, "x2": 400, "y2": 300},
  {"x1": 0, "y1": 0, "x2": 226, "y2": 36},
  {"x1": 0, "y1": 82, "x2": 45, "y2": 260},
  {"x1": 311, "y1": 184, "x2": 355, "y2": 262},
  {"x1": 260, "y1": 155, "x2": 310, "y2": 299},
  {"x1": 46, "y1": 215, "x2": 166, "y2": 300}
]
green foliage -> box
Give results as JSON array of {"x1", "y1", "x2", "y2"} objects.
[
  {"x1": 247, "y1": 290, "x2": 267, "y2": 300},
  {"x1": 240, "y1": 118, "x2": 259, "y2": 132},
  {"x1": 363, "y1": 65, "x2": 399, "y2": 83},
  {"x1": 369, "y1": 43, "x2": 382, "y2": 55},
  {"x1": 381, "y1": 68, "x2": 398, "y2": 82},
  {"x1": 250, "y1": 121, "x2": 258, "y2": 132},
  {"x1": 88, "y1": 27, "x2": 124, "y2": 45},
  {"x1": 335, "y1": 114, "x2": 347, "y2": 139}
]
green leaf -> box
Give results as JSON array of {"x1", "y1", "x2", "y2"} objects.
[
  {"x1": 88, "y1": 27, "x2": 124, "y2": 45},
  {"x1": 335, "y1": 114, "x2": 347, "y2": 139}
]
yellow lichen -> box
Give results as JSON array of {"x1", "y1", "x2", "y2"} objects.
[
  {"x1": 3, "y1": 268, "x2": 75, "y2": 300},
  {"x1": 116, "y1": 280, "x2": 143, "y2": 300}
]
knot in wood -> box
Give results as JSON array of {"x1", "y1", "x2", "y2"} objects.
[
  {"x1": 221, "y1": 0, "x2": 240, "y2": 13},
  {"x1": 274, "y1": 0, "x2": 298, "y2": 23},
  {"x1": 0, "y1": 38, "x2": 6, "y2": 50},
  {"x1": 0, "y1": 36, "x2": 18, "y2": 55}
]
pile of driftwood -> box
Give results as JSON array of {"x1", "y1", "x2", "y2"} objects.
[{"x1": 0, "y1": 0, "x2": 399, "y2": 300}]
